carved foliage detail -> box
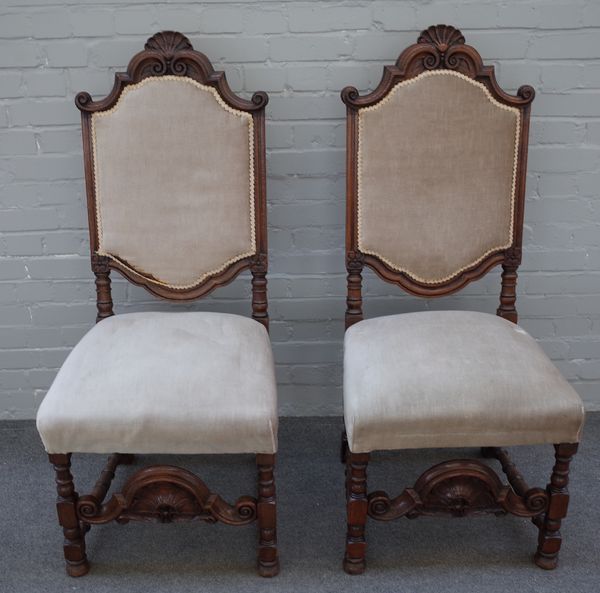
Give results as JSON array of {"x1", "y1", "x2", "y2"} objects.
[
  {"x1": 91, "y1": 253, "x2": 110, "y2": 274},
  {"x1": 412, "y1": 25, "x2": 477, "y2": 75},
  {"x1": 417, "y1": 25, "x2": 481, "y2": 77},
  {"x1": 251, "y1": 252, "x2": 268, "y2": 275},
  {"x1": 368, "y1": 459, "x2": 547, "y2": 521},
  {"x1": 346, "y1": 250, "x2": 365, "y2": 272},
  {"x1": 423, "y1": 476, "x2": 498, "y2": 516},
  {"x1": 77, "y1": 465, "x2": 257, "y2": 526},
  {"x1": 91, "y1": 254, "x2": 113, "y2": 322},
  {"x1": 124, "y1": 483, "x2": 212, "y2": 523},
  {"x1": 142, "y1": 31, "x2": 195, "y2": 76},
  {"x1": 138, "y1": 31, "x2": 195, "y2": 77},
  {"x1": 76, "y1": 31, "x2": 268, "y2": 114},
  {"x1": 504, "y1": 246, "x2": 522, "y2": 269}
]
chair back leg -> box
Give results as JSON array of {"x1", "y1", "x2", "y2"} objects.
[
  {"x1": 257, "y1": 453, "x2": 279, "y2": 577},
  {"x1": 534, "y1": 443, "x2": 579, "y2": 570},
  {"x1": 48, "y1": 453, "x2": 90, "y2": 577},
  {"x1": 340, "y1": 430, "x2": 348, "y2": 464},
  {"x1": 344, "y1": 451, "x2": 369, "y2": 574}
]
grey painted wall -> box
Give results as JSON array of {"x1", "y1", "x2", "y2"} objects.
[{"x1": 1, "y1": 0, "x2": 599, "y2": 419}]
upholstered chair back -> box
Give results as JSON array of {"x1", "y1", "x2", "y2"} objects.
[
  {"x1": 77, "y1": 32, "x2": 268, "y2": 305},
  {"x1": 357, "y1": 70, "x2": 520, "y2": 286},
  {"x1": 342, "y1": 25, "x2": 534, "y2": 324},
  {"x1": 91, "y1": 77, "x2": 255, "y2": 289}
]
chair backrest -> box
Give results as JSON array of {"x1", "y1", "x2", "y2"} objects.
[
  {"x1": 77, "y1": 31, "x2": 269, "y2": 327},
  {"x1": 342, "y1": 25, "x2": 534, "y2": 328}
]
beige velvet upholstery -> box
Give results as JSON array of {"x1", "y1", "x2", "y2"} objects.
[
  {"x1": 36, "y1": 312, "x2": 277, "y2": 455},
  {"x1": 344, "y1": 311, "x2": 584, "y2": 453},
  {"x1": 92, "y1": 76, "x2": 255, "y2": 288},
  {"x1": 358, "y1": 71, "x2": 520, "y2": 284}
]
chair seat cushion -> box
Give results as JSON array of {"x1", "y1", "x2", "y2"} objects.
[
  {"x1": 37, "y1": 312, "x2": 277, "y2": 455},
  {"x1": 344, "y1": 311, "x2": 584, "y2": 452}
]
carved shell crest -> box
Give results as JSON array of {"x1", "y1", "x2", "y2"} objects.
[
  {"x1": 418, "y1": 25, "x2": 465, "y2": 53},
  {"x1": 144, "y1": 31, "x2": 193, "y2": 57}
]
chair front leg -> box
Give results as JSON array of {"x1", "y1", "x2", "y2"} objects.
[
  {"x1": 48, "y1": 453, "x2": 89, "y2": 577},
  {"x1": 257, "y1": 453, "x2": 279, "y2": 577},
  {"x1": 344, "y1": 451, "x2": 369, "y2": 575},
  {"x1": 534, "y1": 443, "x2": 579, "y2": 570}
]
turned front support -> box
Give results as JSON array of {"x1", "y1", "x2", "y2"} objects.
[
  {"x1": 257, "y1": 453, "x2": 279, "y2": 577},
  {"x1": 534, "y1": 443, "x2": 578, "y2": 570},
  {"x1": 48, "y1": 453, "x2": 90, "y2": 577},
  {"x1": 344, "y1": 452, "x2": 369, "y2": 574}
]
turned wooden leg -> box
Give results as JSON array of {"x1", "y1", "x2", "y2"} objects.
[
  {"x1": 534, "y1": 443, "x2": 578, "y2": 570},
  {"x1": 48, "y1": 453, "x2": 89, "y2": 577},
  {"x1": 257, "y1": 453, "x2": 279, "y2": 577},
  {"x1": 343, "y1": 451, "x2": 369, "y2": 575}
]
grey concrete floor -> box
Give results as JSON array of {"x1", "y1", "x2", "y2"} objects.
[{"x1": 1, "y1": 416, "x2": 599, "y2": 593}]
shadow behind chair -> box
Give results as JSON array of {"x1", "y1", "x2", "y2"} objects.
[
  {"x1": 36, "y1": 31, "x2": 278, "y2": 577},
  {"x1": 340, "y1": 25, "x2": 585, "y2": 573}
]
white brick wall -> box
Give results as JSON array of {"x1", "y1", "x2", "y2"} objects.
[{"x1": 1, "y1": 0, "x2": 599, "y2": 418}]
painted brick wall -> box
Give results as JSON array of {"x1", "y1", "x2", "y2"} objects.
[{"x1": 1, "y1": 0, "x2": 599, "y2": 418}]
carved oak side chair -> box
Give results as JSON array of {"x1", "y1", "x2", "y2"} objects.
[
  {"x1": 36, "y1": 32, "x2": 279, "y2": 578},
  {"x1": 340, "y1": 25, "x2": 585, "y2": 574}
]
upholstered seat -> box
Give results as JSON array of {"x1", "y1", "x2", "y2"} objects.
[
  {"x1": 344, "y1": 311, "x2": 584, "y2": 453},
  {"x1": 37, "y1": 311, "x2": 278, "y2": 455}
]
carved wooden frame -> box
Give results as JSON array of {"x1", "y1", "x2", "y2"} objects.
[
  {"x1": 77, "y1": 30, "x2": 269, "y2": 311},
  {"x1": 342, "y1": 24, "x2": 534, "y2": 327},
  {"x1": 341, "y1": 26, "x2": 578, "y2": 574},
  {"x1": 342, "y1": 442, "x2": 579, "y2": 574},
  {"x1": 50, "y1": 451, "x2": 278, "y2": 577},
  {"x1": 46, "y1": 32, "x2": 277, "y2": 579}
]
